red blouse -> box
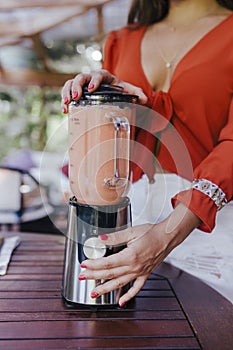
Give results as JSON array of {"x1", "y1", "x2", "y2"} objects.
[{"x1": 102, "y1": 13, "x2": 233, "y2": 232}]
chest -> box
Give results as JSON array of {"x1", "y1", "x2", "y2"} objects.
[{"x1": 141, "y1": 17, "x2": 229, "y2": 92}]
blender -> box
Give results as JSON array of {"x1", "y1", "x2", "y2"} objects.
[{"x1": 62, "y1": 84, "x2": 138, "y2": 306}]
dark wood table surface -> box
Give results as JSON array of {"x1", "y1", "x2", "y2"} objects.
[{"x1": 0, "y1": 231, "x2": 232, "y2": 350}]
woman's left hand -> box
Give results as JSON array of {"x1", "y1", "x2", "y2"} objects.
[
  {"x1": 78, "y1": 204, "x2": 201, "y2": 307},
  {"x1": 79, "y1": 223, "x2": 162, "y2": 307}
]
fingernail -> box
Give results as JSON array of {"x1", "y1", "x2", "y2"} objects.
[
  {"x1": 78, "y1": 275, "x2": 86, "y2": 281},
  {"x1": 99, "y1": 234, "x2": 108, "y2": 240},
  {"x1": 72, "y1": 91, "x2": 78, "y2": 99},
  {"x1": 88, "y1": 83, "x2": 94, "y2": 89},
  {"x1": 62, "y1": 107, "x2": 67, "y2": 114},
  {"x1": 91, "y1": 291, "x2": 99, "y2": 298},
  {"x1": 80, "y1": 263, "x2": 87, "y2": 268},
  {"x1": 119, "y1": 301, "x2": 126, "y2": 308},
  {"x1": 64, "y1": 96, "x2": 69, "y2": 104}
]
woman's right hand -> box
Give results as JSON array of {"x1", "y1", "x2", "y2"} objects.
[{"x1": 61, "y1": 69, "x2": 148, "y2": 113}]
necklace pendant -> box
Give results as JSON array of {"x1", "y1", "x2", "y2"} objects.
[{"x1": 166, "y1": 62, "x2": 171, "y2": 69}]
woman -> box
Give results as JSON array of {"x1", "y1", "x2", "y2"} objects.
[{"x1": 61, "y1": 0, "x2": 233, "y2": 306}]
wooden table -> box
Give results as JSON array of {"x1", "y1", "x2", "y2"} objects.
[{"x1": 0, "y1": 232, "x2": 232, "y2": 350}]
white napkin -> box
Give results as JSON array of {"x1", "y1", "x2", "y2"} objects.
[{"x1": 0, "y1": 236, "x2": 21, "y2": 275}]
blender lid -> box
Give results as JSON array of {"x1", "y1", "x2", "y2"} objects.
[
  {"x1": 75, "y1": 83, "x2": 139, "y2": 103},
  {"x1": 83, "y1": 84, "x2": 124, "y2": 94}
]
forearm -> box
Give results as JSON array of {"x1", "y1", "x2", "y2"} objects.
[{"x1": 162, "y1": 203, "x2": 202, "y2": 253}]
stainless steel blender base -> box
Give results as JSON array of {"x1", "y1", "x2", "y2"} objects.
[
  {"x1": 62, "y1": 197, "x2": 132, "y2": 306},
  {"x1": 62, "y1": 236, "x2": 126, "y2": 306}
]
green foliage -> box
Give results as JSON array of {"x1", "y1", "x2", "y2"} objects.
[{"x1": 0, "y1": 86, "x2": 64, "y2": 162}]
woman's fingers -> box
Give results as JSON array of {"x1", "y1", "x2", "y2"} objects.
[
  {"x1": 89, "y1": 273, "x2": 147, "y2": 307},
  {"x1": 81, "y1": 246, "x2": 129, "y2": 272},
  {"x1": 61, "y1": 69, "x2": 148, "y2": 113},
  {"x1": 61, "y1": 70, "x2": 115, "y2": 113},
  {"x1": 61, "y1": 73, "x2": 91, "y2": 110},
  {"x1": 118, "y1": 276, "x2": 147, "y2": 306},
  {"x1": 99, "y1": 224, "x2": 152, "y2": 247},
  {"x1": 61, "y1": 79, "x2": 73, "y2": 113},
  {"x1": 85, "y1": 69, "x2": 118, "y2": 90},
  {"x1": 69, "y1": 73, "x2": 89, "y2": 99},
  {"x1": 90, "y1": 273, "x2": 135, "y2": 300},
  {"x1": 123, "y1": 82, "x2": 148, "y2": 104},
  {"x1": 80, "y1": 263, "x2": 129, "y2": 282},
  {"x1": 98, "y1": 226, "x2": 135, "y2": 247},
  {"x1": 80, "y1": 224, "x2": 154, "y2": 276},
  {"x1": 78, "y1": 223, "x2": 167, "y2": 304}
]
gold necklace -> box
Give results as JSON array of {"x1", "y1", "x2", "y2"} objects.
[
  {"x1": 155, "y1": 28, "x2": 186, "y2": 71},
  {"x1": 157, "y1": 46, "x2": 178, "y2": 69},
  {"x1": 155, "y1": 9, "x2": 222, "y2": 72}
]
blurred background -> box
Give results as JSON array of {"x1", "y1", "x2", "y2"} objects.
[{"x1": 0, "y1": 0, "x2": 131, "y2": 210}]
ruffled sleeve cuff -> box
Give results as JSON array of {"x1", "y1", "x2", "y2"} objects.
[{"x1": 172, "y1": 188, "x2": 218, "y2": 233}]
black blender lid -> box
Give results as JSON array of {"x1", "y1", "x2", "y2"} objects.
[
  {"x1": 83, "y1": 83, "x2": 124, "y2": 94},
  {"x1": 78, "y1": 83, "x2": 139, "y2": 103}
]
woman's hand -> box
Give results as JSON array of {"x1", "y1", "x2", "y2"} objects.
[
  {"x1": 78, "y1": 203, "x2": 201, "y2": 307},
  {"x1": 61, "y1": 69, "x2": 148, "y2": 113}
]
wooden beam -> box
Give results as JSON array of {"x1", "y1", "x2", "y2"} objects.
[
  {"x1": 0, "y1": 0, "x2": 112, "y2": 10},
  {"x1": 96, "y1": 5, "x2": 104, "y2": 37},
  {"x1": 30, "y1": 34, "x2": 51, "y2": 72},
  {"x1": 0, "y1": 8, "x2": 86, "y2": 38},
  {"x1": 0, "y1": 36, "x2": 21, "y2": 48},
  {"x1": 0, "y1": 68, "x2": 75, "y2": 87}
]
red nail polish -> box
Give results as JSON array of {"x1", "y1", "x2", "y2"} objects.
[
  {"x1": 91, "y1": 291, "x2": 99, "y2": 298},
  {"x1": 64, "y1": 96, "x2": 69, "y2": 104},
  {"x1": 119, "y1": 301, "x2": 126, "y2": 308},
  {"x1": 88, "y1": 83, "x2": 94, "y2": 89},
  {"x1": 80, "y1": 263, "x2": 87, "y2": 268},
  {"x1": 99, "y1": 234, "x2": 108, "y2": 240},
  {"x1": 72, "y1": 91, "x2": 78, "y2": 99},
  {"x1": 78, "y1": 275, "x2": 86, "y2": 281},
  {"x1": 62, "y1": 107, "x2": 67, "y2": 114}
]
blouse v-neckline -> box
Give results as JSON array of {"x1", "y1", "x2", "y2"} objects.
[{"x1": 139, "y1": 12, "x2": 233, "y2": 93}]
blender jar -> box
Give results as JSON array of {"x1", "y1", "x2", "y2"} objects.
[{"x1": 68, "y1": 84, "x2": 138, "y2": 205}]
